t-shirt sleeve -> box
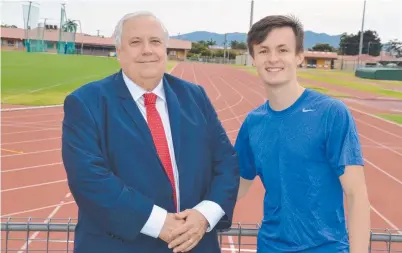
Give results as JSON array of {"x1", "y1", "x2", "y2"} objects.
[
  {"x1": 325, "y1": 100, "x2": 364, "y2": 176},
  {"x1": 234, "y1": 118, "x2": 257, "y2": 180}
]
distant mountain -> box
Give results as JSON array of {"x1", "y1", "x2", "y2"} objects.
[{"x1": 171, "y1": 30, "x2": 342, "y2": 49}]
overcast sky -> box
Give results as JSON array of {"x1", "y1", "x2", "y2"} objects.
[{"x1": 1, "y1": 0, "x2": 401, "y2": 42}]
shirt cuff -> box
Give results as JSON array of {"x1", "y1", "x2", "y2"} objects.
[
  {"x1": 193, "y1": 201, "x2": 225, "y2": 232},
  {"x1": 140, "y1": 205, "x2": 167, "y2": 238}
]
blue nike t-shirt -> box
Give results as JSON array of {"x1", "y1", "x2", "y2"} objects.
[{"x1": 234, "y1": 88, "x2": 364, "y2": 252}]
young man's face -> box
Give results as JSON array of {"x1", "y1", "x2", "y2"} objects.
[{"x1": 251, "y1": 26, "x2": 304, "y2": 88}]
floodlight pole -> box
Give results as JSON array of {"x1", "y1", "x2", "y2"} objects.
[
  {"x1": 357, "y1": 0, "x2": 366, "y2": 69},
  {"x1": 249, "y1": 0, "x2": 254, "y2": 29},
  {"x1": 246, "y1": 0, "x2": 254, "y2": 66},
  {"x1": 58, "y1": 3, "x2": 65, "y2": 46},
  {"x1": 25, "y1": 1, "x2": 32, "y2": 39}
]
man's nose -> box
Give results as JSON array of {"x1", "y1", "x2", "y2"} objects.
[
  {"x1": 142, "y1": 42, "x2": 153, "y2": 54},
  {"x1": 267, "y1": 52, "x2": 279, "y2": 63}
]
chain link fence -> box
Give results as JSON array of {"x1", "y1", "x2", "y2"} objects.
[{"x1": 1, "y1": 217, "x2": 402, "y2": 252}]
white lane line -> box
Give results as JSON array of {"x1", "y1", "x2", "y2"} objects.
[
  {"x1": 227, "y1": 235, "x2": 236, "y2": 253},
  {"x1": 16, "y1": 192, "x2": 75, "y2": 253},
  {"x1": 355, "y1": 118, "x2": 402, "y2": 140},
  {"x1": 2, "y1": 179, "x2": 67, "y2": 193},
  {"x1": 2, "y1": 148, "x2": 61, "y2": 158},
  {"x1": 2, "y1": 162, "x2": 63, "y2": 173},
  {"x1": 371, "y1": 205, "x2": 402, "y2": 235},
  {"x1": 2, "y1": 128, "x2": 61, "y2": 135},
  {"x1": 348, "y1": 106, "x2": 402, "y2": 128},
  {"x1": 1, "y1": 201, "x2": 75, "y2": 217},
  {"x1": 1, "y1": 112, "x2": 63, "y2": 119},
  {"x1": 365, "y1": 159, "x2": 402, "y2": 186},
  {"x1": 2, "y1": 137, "x2": 61, "y2": 145},
  {"x1": 360, "y1": 134, "x2": 402, "y2": 157}
]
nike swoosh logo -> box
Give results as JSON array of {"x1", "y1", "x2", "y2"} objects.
[{"x1": 302, "y1": 108, "x2": 315, "y2": 112}]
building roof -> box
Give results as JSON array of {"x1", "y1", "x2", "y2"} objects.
[
  {"x1": 303, "y1": 51, "x2": 338, "y2": 59},
  {"x1": 339, "y1": 53, "x2": 402, "y2": 62},
  {"x1": 0, "y1": 27, "x2": 192, "y2": 50}
]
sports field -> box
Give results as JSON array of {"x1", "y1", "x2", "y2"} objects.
[
  {"x1": 1, "y1": 51, "x2": 402, "y2": 252},
  {"x1": 1, "y1": 51, "x2": 177, "y2": 105}
]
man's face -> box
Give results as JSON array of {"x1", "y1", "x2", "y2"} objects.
[
  {"x1": 251, "y1": 27, "x2": 303, "y2": 88},
  {"x1": 116, "y1": 15, "x2": 167, "y2": 83}
]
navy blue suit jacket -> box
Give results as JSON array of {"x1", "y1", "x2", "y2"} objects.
[{"x1": 61, "y1": 70, "x2": 240, "y2": 253}]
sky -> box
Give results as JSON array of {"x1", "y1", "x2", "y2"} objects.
[{"x1": 1, "y1": 0, "x2": 401, "y2": 43}]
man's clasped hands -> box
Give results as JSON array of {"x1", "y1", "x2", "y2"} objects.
[{"x1": 159, "y1": 209, "x2": 209, "y2": 253}]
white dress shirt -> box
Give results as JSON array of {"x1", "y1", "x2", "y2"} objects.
[{"x1": 122, "y1": 71, "x2": 225, "y2": 238}]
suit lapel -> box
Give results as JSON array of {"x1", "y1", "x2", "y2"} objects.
[
  {"x1": 114, "y1": 71, "x2": 159, "y2": 157},
  {"x1": 163, "y1": 75, "x2": 182, "y2": 170},
  {"x1": 114, "y1": 71, "x2": 184, "y2": 180}
]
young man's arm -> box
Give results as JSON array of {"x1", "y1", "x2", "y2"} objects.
[
  {"x1": 340, "y1": 165, "x2": 371, "y2": 253},
  {"x1": 238, "y1": 178, "x2": 254, "y2": 199},
  {"x1": 325, "y1": 100, "x2": 370, "y2": 253},
  {"x1": 234, "y1": 117, "x2": 258, "y2": 199}
]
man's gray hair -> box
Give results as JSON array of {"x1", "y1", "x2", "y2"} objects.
[{"x1": 112, "y1": 11, "x2": 169, "y2": 48}]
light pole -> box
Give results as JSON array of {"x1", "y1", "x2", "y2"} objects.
[
  {"x1": 72, "y1": 19, "x2": 83, "y2": 54},
  {"x1": 246, "y1": 0, "x2": 254, "y2": 66},
  {"x1": 249, "y1": 0, "x2": 254, "y2": 29},
  {"x1": 357, "y1": 0, "x2": 367, "y2": 69}
]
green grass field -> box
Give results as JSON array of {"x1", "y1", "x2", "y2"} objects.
[
  {"x1": 376, "y1": 114, "x2": 402, "y2": 124},
  {"x1": 232, "y1": 65, "x2": 402, "y2": 99},
  {"x1": 297, "y1": 72, "x2": 402, "y2": 99},
  {"x1": 1, "y1": 51, "x2": 176, "y2": 105},
  {"x1": 307, "y1": 68, "x2": 402, "y2": 86}
]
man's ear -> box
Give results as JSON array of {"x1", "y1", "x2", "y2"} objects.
[
  {"x1": 296, "y1": 51, "x2": 304, "y2": 66},
  {"x1": 115, "y1": 47, "x2": 121, "y2": 61},
  {"x1": 249, "y1": 51, "x2": 255, "y2": 66}
]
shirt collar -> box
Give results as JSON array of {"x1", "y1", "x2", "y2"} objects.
[{"x1": 122, "y1": 70, "x2": 165, "y2": 102}]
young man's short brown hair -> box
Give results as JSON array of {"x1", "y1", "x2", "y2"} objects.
[{"x1": 247, "y1": 15, "x2": 304, "y2": 56}]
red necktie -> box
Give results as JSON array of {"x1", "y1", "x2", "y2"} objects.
[{"x1": 143, "y1": 93, "x2": 177, "y2": 210}]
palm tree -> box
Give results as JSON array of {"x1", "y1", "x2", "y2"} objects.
[
  {"x1": 60, "y1": 19, "x2": 78, "y2": 54},
  {"x1": 62, "y1": 19, "x2": 78, "y2": 33}
]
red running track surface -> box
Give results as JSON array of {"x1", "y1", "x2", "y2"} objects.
[{"x1": 1, "y1": 62, "x2": 401, "y2": 252}]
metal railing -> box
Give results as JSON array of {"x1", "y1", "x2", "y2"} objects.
[{"x1": 1, "y1": 217, "x2": 402, "y2": 252}]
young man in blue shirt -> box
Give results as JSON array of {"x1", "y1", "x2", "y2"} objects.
[{"x1": 235, "y1": 15, "x2": 371, "y2": 252}]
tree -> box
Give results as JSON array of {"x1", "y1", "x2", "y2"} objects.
[
  {"x1": 230, "y1": 40, "x2": 247, "y2": 50},
  {"x1": 339, "y1": 30, "x2": 382, "y2": 56},
  {"x1": 197, "y1": 40, "x2": 207, "y2": 47},
  {"x1": 189, "y1": 41, "x2": 210, "y2": 55},
  {"x1": 230, "y1": 40, "x2": 239, "y2": 49},
  {"x1": 312, "y1": 43, "x2": 335, "y2": 52},
  {"x1": 206, "y1": 38, "x2": 216, "y2": 46},
  {"x1": 387, "y1": 39, "x2": 402, "y2": 58},
  {"x1": 1, "y1": 24, "x2": 18, "y2": 28}
]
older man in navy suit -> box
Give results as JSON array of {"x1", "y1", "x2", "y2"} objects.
[{"x1": 61, "y1": 11, "x2": 239, "y2": 253}]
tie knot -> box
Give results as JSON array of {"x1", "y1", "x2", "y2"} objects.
[{"x1": 144, "y1": 93, "x2": 157, "y2": 106}]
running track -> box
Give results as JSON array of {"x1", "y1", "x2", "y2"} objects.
[{"x1": 1, "y1": 62, "x2": 402, "y2": 252}]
